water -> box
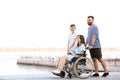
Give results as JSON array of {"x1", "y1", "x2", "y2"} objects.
[{"x1": 0, "y1": 51, "x2": 119, "y2": 75}]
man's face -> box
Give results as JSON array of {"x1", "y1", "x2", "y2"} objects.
[
  {"x1": 70, "y1": 26, "x2": 76, "y2": 33},
  {"x1": 87, "y1": 18, "x2": 94, "y2": 26}
]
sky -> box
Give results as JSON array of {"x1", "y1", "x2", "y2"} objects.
[{"x1": 0, "y1": 0, "x2": 120, "y2": 48}]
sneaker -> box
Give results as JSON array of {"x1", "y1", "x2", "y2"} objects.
[
  {"x1": 52, "y1": 70, "x2": 61, "y2": 77},
  {"x1": 92, "y1": 73, "x2": 99, "y2": 77},
  {"x1": 53, "y1": 73, "x2": 61, "y2": 77},
  {"x1": 52, "y1": 70, "x2": 60, "y2": 74},
  {"x1": 102, "y1": 72, "x2": 109, "y2": 77}
]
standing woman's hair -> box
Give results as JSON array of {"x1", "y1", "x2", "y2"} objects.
[{"x1": 77, "y1": 35, "x2": 85, "y2": 47}]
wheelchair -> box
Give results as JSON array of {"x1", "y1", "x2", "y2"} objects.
[{"x1": 58, "y1": 51, "x2": 94, "y2": 79}]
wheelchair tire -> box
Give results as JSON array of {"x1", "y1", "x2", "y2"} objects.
[
  {"x1": 60, "y1": 71, "x2": 66, "y2": 78},
  {"x1": 67, "y1": 72, "x2": 72, "y2": 79},
  {"x1": 73, "y1": 57, "x2": 93, "y2": 79}
]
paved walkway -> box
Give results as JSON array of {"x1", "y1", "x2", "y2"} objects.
[
  {"x1": 0, "y1": 64, "x2": 120, "y2": 80},
  {"x1": 0, "y1": 72, "x2": 120, "y2": 80}
]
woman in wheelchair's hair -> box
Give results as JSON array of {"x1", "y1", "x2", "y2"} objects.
[{"x1": 52, "y1": 35, "x2": 86, "y2": 75}]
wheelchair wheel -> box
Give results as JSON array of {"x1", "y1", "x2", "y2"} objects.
[
  {"x1": 60, "y1": 71, "x2": 66, "y2": 78},
  {"x1": 73, "y1": 57, "x2": 93, "y2": 79}
]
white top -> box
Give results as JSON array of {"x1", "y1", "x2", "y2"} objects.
[{"x1": 68, "y1": 33, "x2": 77, "y2": 51}]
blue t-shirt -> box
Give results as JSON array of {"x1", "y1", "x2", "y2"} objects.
[
  {"x1": 88, "y1": 25, "x2": 101, "y2": 48},
  {"x1": 67, "y1": 45, "x2": 85, "y2": 61},
  {"x1": 74, "y1": 45, "x2": 85, "y2": 54}
]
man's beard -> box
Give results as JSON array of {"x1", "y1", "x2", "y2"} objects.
[{"x1": 87, "y1": 22, "x2": 92, "y2": 26}]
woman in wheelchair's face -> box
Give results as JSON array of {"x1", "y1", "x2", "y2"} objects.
[
  {"x1": 77, "y1": 36, "x2": 81, "y2": 42},
  {"x1": 76, "y1": 35, "x2": 85, "y2": 45}
]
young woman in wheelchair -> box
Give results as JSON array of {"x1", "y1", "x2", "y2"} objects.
[{"x1": 52, "y1": 35, "x2": 86, "y2": 75}]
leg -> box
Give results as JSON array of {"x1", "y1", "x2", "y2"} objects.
[
  {"x1": 57, "y1": 56, "x2": 67, "y2": 72},
  {"x1": 92, "y1": 58, "x2": 99, "y2": 73},
  {"x1": 98, "y1": 58, "x2": 108, "y2": 73},
  {"x1": 89, "y1": 49, "x2": 99, "y2": 73}
]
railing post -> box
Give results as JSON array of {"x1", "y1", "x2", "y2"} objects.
[{"x1": 115, "y1": 58, "x2": 117, "y2": 66}]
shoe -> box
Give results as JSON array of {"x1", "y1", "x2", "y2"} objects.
[
  {"x1": 102, "y1": 72, "x2": 109, "y2": 77},
  {"x1": 52, "y1": 70, "x2": 65, "y2": 78},
  {"x1": 53, "y1": 73, "x2": 61, "y2": 76},
  {"x1": 52, "y1": 70, "x2": 61, "y2": 76},
  {"x1": 52, "y1": 70, "x2": 61, "y2": 77},
  {"x1": 92, "y1": 73, "x2": 99, "y2": 77},
  {"x1": 52, "y1": 70, "x2": 60, "y2": 74}
]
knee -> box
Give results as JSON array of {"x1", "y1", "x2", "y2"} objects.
[
  {"x1": 92, "y1": 58, "x2": 97, "y2": 63},
  {"x1": 98, "y1": 58, "x2": 103, "y2": 63},
  {"x1": 61, "y1": 56, "x2": 67, "y2": 60}
]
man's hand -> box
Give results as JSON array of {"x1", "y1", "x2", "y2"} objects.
[
  {"x1": 68, "y1": 37, "x2": 77, "y2": 53},
  {"x1": 89, "y1": 46, "x2": 93, "y2": 49},
  {"x1": 69, "y1": 51, "x2": 73, "y2": 54}
]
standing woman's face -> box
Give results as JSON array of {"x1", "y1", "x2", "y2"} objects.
[{"x1": 77, "y1": 36, "x2": 81, "y2": 42}]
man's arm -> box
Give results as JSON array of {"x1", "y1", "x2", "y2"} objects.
[
  {"x1": 67, "y1": 40, "x2": 69, "y2": 53},
  {"x1": 91, "y1": 34, "x2": 96, "y2": 46},
  {"x1": 85, "y1": 37, "x2": 88, "y2": 47},
  {"x1": 68, "y1": 38, "x2": 76, "y2": 51},
  {"x1": 89, "y1": 34, "x2": 96, "y2": 49}
]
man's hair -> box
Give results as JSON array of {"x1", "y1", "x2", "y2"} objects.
[
  {"x1": 70, "y1": 24, "x2": 76, "y2": 27},
  {"x1": 87, "y1": 16, "x2": 94, "y2": 20}
]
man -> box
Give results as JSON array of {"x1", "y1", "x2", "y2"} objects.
[
  {"x1": 52, "y1": 24, "x2": 77, "y2": 74},
  {"x1": 67, "y1": 24, "x2": 77, "y2": 52},
  {"x1": 86, "y1": 16, "x2": 109, "y2": 77}
]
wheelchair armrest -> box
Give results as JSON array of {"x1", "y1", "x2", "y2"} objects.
[
  {"x1": 67, "y1": 52, "x2": 72, "y2": 55},
  {"x1": 76, "y1": 54, "x2": 87, "y2": 57}
]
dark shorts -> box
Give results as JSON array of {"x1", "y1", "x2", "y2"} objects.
[{"x1": 89, "y1": 48, "x2": 102, "y2": 59}]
